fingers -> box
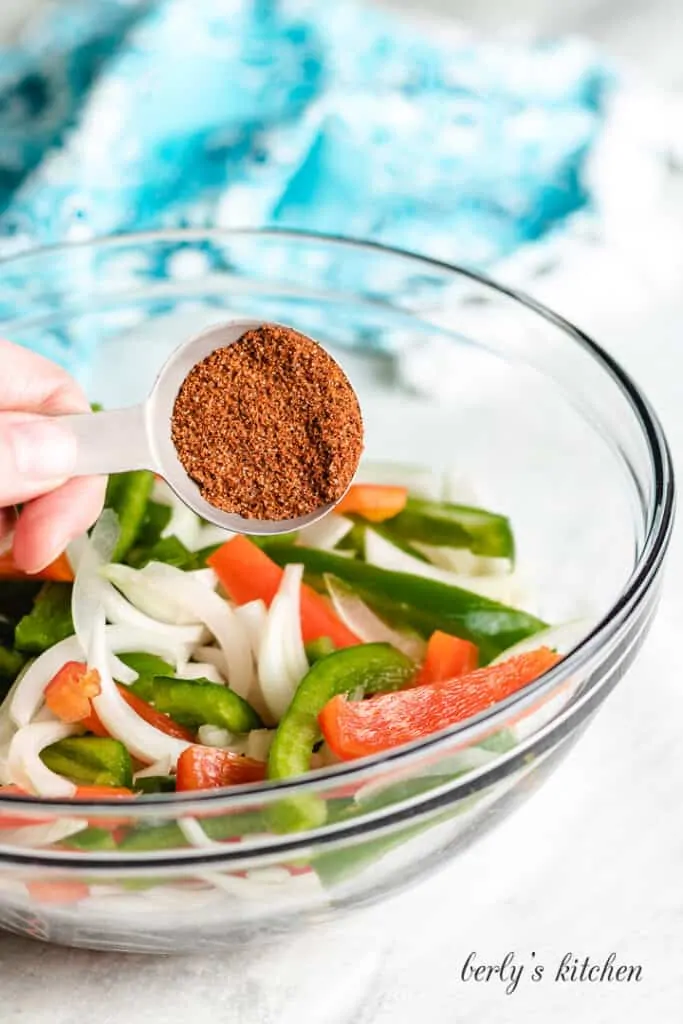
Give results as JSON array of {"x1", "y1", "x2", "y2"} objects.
[
  {"x1": 12, "y1": 476, "x2": 107, "y2": 574},
  {"x1": 0, "y1": 507, "x2": 17, "y2": 550},
  {"x1": 0, "y1": 412, "x2": 80, "y2": 506},
  {"x1": 0, "y1": 340, "x2": 105, "y2": 572},
  {"x1": 0, "y1": 339, "x2": 90, "y2": 415}
]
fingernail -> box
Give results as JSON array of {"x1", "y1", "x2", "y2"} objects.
[{"x1": 9, "y1": 420, "x2": 77, "y2": 478}]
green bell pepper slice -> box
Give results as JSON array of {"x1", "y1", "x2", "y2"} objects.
[
  {"x1": 261, "y1": 543, "x2": 545, "y2": 664},
  {"x1": 267, "y1": 644, "x2": 415, "y2": 832},
  {"x1": 116, "y1": 651, "x2": 175, "y2": 700},
  {"x1": 41, "y1": 737, "x2": 134, "y2": 789},
  {"x1": 62, "y1": 827, "x2": 118, "y2": 852},
  {"x1": 152, "y1": 676, "x2": 261, "y2": 733},
  {"x1": 127, "y1": 535, "x2": 194, "y2": 570},
  {"x1": 134, "y1": 775, "x2": 177, "y2": 794},
  {"x1": 269, "y1": 643, "x2": 415, "y2": 783},
  {"x1": 386, "y1": 497, "x2": 514, "y2": 559},
  {"x1": 304, "y1": 637, "x2": 336, "y2": 663},
  {"x1": 0, "y1": 644, "x2": 25, "y2": 680},
  {"x1": 133, "y1": 500, "x2": 172, "y2": 549},
  {"x1": 14, "y1": 582, "x2": 74, "y2": 654},
  {"x1": 105, "y1": 470, "x2": 155, "y2": 561}
]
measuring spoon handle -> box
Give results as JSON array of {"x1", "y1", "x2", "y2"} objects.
[{"x1": 58, "y1": 405, "x2": 156, "y2": 476}]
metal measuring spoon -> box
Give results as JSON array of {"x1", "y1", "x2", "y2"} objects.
[{"x1": 57, "y1": 319, "x2": 350, "y2": 536}]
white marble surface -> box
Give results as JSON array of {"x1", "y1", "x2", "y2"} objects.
[{"x1": 1, "y1": 2, "x2": 683, "y2": 1022}]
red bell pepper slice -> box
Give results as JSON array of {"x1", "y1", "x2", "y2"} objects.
[
  {"x1": 0, "y1": 550, "x2": 74, "y2": 582},
  {"x1": 319, "y1": 647, "x2": 561, "y2": 759},
  {"x1": 335, "y1": 484, "x2": 408, "y2": 522},
  {"x1": 416, "y1": 630, "x2": 478, "y2": 684},
  {"x1": 82, "y1": 686, "x2": 195, "y2": 742},
  {"x1": 176, "y1": 745, "x2": 266, "y2": 791},
  {"x1": 44, "y1": 661, "x2": 101, "y2": 723},
  {"x1": 208, "y1": 536, "x2": 360, "y2": 648},
  {"x1": 27, "y1": 880, "x2": 90, "y2": 904}
]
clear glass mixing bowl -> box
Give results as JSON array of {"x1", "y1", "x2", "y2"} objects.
[{"x1": 0, "y1": 230, "x2": 675, "y2": 957}]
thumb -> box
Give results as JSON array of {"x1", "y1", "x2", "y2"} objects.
[{"x1": 0, "y1": 415, "x2": 78, "y2": 506}]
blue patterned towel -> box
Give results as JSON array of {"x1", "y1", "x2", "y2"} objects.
[
  {"x1": 11, "y1": 0, "x2": 677, "y2": 375},
  {"x1": 0, "y1": 0, "x2": 614, "y2": 261}
]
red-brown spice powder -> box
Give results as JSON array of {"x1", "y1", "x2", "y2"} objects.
[{"x1": 171, "y1": 324, "x2": 364, "y2": 520}]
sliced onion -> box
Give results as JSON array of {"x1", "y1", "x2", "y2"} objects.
[
  {"x1": 356, "y1": 462, "x2": 441, "y2": 500},
  {"x1": 178, "y1": 818, "x2": 219, "y2": 849},
  {"x1": 325, "y1": 575, "x2": 424, "y2": 661},
  {"x1": 72, "y1": 510, "x2": 120, "y2": 653},
  {"x1": 257, "y1": 564, "x2": 309, "y2": 723},
  {"x1": 7, "y1": 720, "x2": 78, "y2": 797},
  {"x1": 162, "y1": 503, "x2": 202, "y2": 551},
  {"x1": 132, "y1": 563, "x2": 253, "y2": 698},
  {"x1": 246, "y1": 729, "x2": 274, "y2": 762},
  {"x1": 490, "y1": 619, "x2": 595, "y2": 664},
  {"x1": 152, "y1": 479, "x2": 175, "y2": 506},
  {"x1": 235, "y1": 600, "x2": 268, "y2": 654},
  {"x1": 193, "y1": 645, "x2": 228, "y2": 674},
  {"x1": 413, "y1": 543, "x2": 511, "y2": 577},
  {"x1": 188, "y1": 568, "x2": 218, "y2": 590},
  {"x1": 177, "y1": 662, "x2": 225, "y2": 685},
  {"x1": 191, "y1": 523, "x2": 236, "y2": 551},
  {"x1": 296, "y1": 514, "x2": 353, "y2": 551},
  {"x1": 10, "y1": 626, "x2": 192, "y2": 728},
  {"x1": 133, "y1": 756, "x2": 174, "y2": 780},
  {"x1": 101, "y1": 583, "x2": 207, "y2": 645},
  {"x1": 365, "y1": 529, "x2": 528, "y2": 605},
  {"x1": 197, "y1": 724, "x2": 234, "y2": 748},
  {"x1": 103, "y1": 563, "x2": 203, "y2": 625},
  {"x1": 89, "y1": 612, "x2": 190, "y2": 766},
  {"x1": 2, "y1": 818, "x2": 86, "y2": 848}
]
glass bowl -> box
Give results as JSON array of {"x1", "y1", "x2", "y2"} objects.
[{"x1": 0, "y1": 230, "x2": 675, "y2": 958}]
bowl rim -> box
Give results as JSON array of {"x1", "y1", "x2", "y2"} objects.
[{"x1": 0, "y1": 227, "x2": 676, "y2": 836}]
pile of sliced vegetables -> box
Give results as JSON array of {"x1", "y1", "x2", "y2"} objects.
[{"x1": 0, "y1": 466, "x2": 565, "y2": 838}]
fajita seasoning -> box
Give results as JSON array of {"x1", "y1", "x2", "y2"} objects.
[{"x1": 171, "y1": 323, "x2": 364, "y2": 520}]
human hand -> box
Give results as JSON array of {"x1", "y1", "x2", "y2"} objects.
[{"x1": 0, "y1": 339, "x2": 106, "y2": 573}]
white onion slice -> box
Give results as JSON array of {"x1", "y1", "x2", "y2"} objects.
[
  {"x1": 191, "y1": 523, "x2": 235, "y2": 551},
  {"x1": 413, "y1": 543, "x2": 511, "y2": 577},
  {"x1": 162, "y1": 503, "x2": 202, "y2": 551},
  {"x1": 325, "y1": 575, "x2": 424, "y2": 661},
  {"x1": 100, "y1": 582, "x2": 207, "y2": 644},
  {"x1": 70, "y1": 513, "x2": 138, "y2": 683},
  {"x1": 7, "y1": 720, "x2": 78, "y2": 797},
  {"x1": 365, "y1": 529, "x2": 528, "y2": 605},
  {"x1": 235, "y1": 600, "x2": 268, "y2": 654},
  {"x1": 356, "y1": 462, "x2": 441, "y2": 501},
  {"x1": 197, "y1": 724, "x2": 234, "y2": 748},
  {"x1": 296, "y1": 514, "x2": 353, "y2": 551},
  {"x1": 193, "y1": 645, "x2": 228, "y2": 674},
  {"x1": 89, "y1": 612, "x2": 190, "y2": 766},
  {"x1": 1, "y1": 818, "x2": 86, "y2": 848},
  {"x1": 131, "y1": 563, "x2": 253, "y2": 698},
  {"x1": 258, "y1": 564, "x2": 308, "y2": 723},
  {"x1": 72, "y1": 510, "x2": 120, "y2": 653},
  {"x1": 152, "y1": 479, "x2": 175, "y2": 506},
  {"x1": 103, "y1": 563, "x2": 203, "y2": 625},
  {"x1": 490, "y1": 619, "x2": 595, "y2": 664},
  {"x1": 246, "y1": 729, "x2": 274, "y2": 762},
  {"x1": 133, "y1": 756, "x2": 174, "y2": 780},
  {"x1": 188, "y1": 568, "x2": 218, "y2": 590},
  {"x1": 178, "y1": 818, "x2": 219, "y2": 849},
  {"x1": 10, "y1": 626, "x2": 192, "y2": 729},
  {"x1": 176, "y1": 662, "x2": 224, "y2": 685}
]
